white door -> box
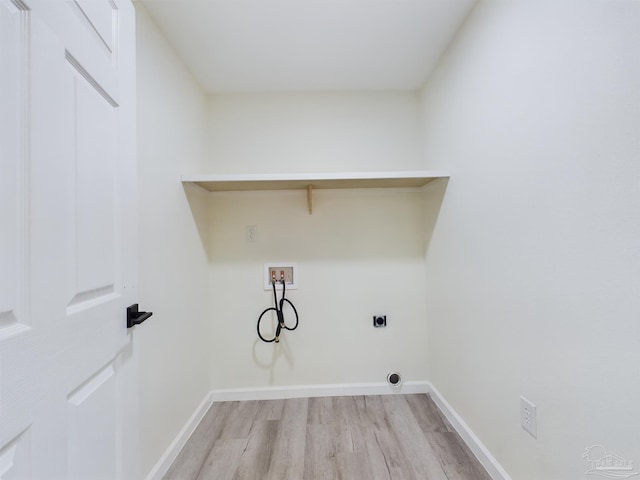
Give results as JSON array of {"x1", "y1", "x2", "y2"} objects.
[{"x1": 0, "y1": 1, "x2": 138, "y2": 479}]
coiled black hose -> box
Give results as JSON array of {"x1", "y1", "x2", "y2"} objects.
[{"x1": 257, "y1": 279, "x2": 299, "y2": 343}]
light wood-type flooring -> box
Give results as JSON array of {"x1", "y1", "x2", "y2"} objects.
[{"x1": 163, "y1": 394, "x2": 492, "y2": 480}]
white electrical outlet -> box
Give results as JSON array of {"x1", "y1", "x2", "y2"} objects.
[
  {"x1": 520, "y1": 396, "x2": 537, "y2": 438},
  {"x1": 264, "y1": 263, "x2": 298, "y2": 290},
  {"x1": 245, "y1": 225, "x2": 257, "y2": 243}
]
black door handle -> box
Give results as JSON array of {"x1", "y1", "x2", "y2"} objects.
[{"x1": 127, "y1": 304, "x2": 153, "y2": 328}]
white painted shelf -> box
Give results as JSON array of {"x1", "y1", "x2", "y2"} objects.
[{"x1": 181, "y1": 171, "x2": 449, "y2": 214}]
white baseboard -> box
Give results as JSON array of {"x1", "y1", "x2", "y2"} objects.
[
  {"x1": 144, "y1": 393, "x2": 213, "y2": 480},
  {"x1": 426, "y1": 382, "x2": 512, "y2": 480},
  {"x1": 210, "y1": 380, "x2": 430, "y2": 401}
]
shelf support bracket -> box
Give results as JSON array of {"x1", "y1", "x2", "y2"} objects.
[{"x1": 307, "y1": 185, "x2": 313, "y2": 215}]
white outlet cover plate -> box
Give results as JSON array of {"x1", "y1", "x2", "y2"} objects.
[
  {"x1": 520, "y1": 396, "x2": 537, "y2": 438},
  {"x1": 264, "y1": 263, "x2": 298, "y2": 290}
]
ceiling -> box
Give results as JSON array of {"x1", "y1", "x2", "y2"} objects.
[{"x1": 139, "y1": 0, "x2": 476, "y2": 93}]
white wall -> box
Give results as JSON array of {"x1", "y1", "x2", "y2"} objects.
[
  {"x1": 207, "y1": 92, "x2": 423, "y2": 174},
  {"x1": 204, "y1": 92, "x2": 434, "y2": 390},
  {"x1": 208, "y1": 188, "x2": 430, "y2": 389},
  {"x1": 135, "y1": 5, "x2": 211, "y2": 477},
  {"x1": 420, "y1": 1, "x2": 640, "y2": 478}
]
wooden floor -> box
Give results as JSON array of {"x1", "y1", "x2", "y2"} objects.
[{"x1": 164, "y1": 394, "x2": 492, "y2": 480}]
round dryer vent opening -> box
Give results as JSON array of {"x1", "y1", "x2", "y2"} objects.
[{"x1": 387, "y1": 372, "x2": 402, "y2": 387}]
